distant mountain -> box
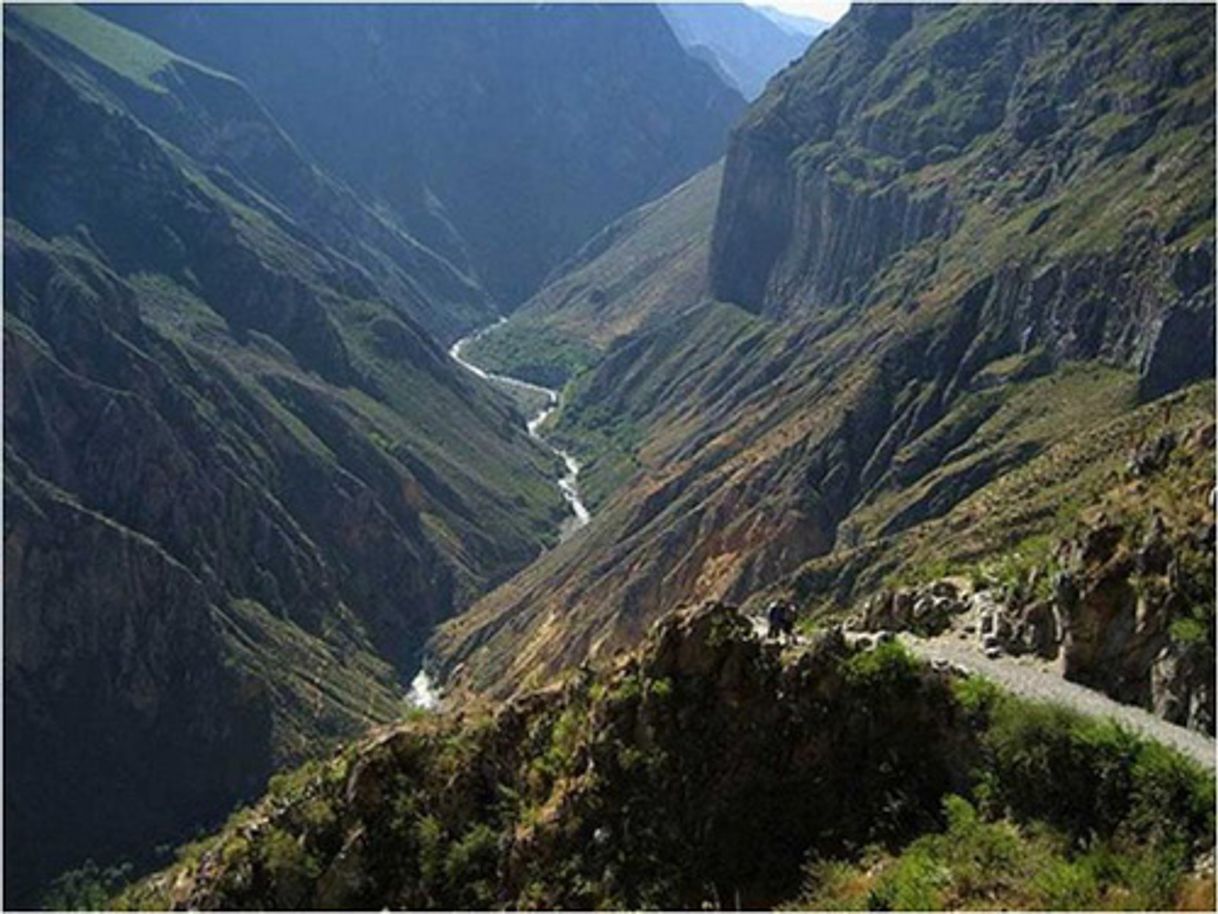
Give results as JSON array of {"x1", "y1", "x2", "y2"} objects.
[
  {"x1": 757, "y1": 4, "x2": 831, "y2": 38},
  {"x1": 94, "y1": 4, "x2": 746, "y2": 306},
  {"x1": 3, "y1": 5, "x2": 567, "y2": 901},
  {"x1": 661, "y1": 3, "x2": 817, "y2": 98}
]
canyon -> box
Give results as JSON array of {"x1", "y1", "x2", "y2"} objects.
[{"x1": 4, "y1": 3, "x2": 1215, "y2": 909}]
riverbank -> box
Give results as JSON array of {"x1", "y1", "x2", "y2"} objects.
[
  {"x1": 449, "y1": 322, "x2": 591, "y2": 538},
  {"x1": 408, "y1": 323, "x2": 594, "y2": 710}
]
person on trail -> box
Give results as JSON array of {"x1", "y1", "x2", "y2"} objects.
[
  {"x1": 779, "y1": 601, "x2": 797, "y2": 641},
  {"x1": 766, "y1": 600, "x2": 797, "y2": 643},
  {"x1": 766, "y1": 600, "x2": 786, "y2": 640}
]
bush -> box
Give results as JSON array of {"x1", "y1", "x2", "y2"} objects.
[
  {"x1": 981, "y1": 692, "x2": 1214, "y2": 849},
  {"x1": 952, "y1": 674, "x2": 1002, "y2": 718},
  {"x1": 1033, "y1": 858, "x2": 1099, "y2": 908},
  {"x1": 43, "y1": 860, "x2": 133, "y2": 911},
  {"x1": 444, "y1": 824, "x2": 500, "y2": 907},
  {"x1": 843, "y1": 640, "x2": 922, "y2": 689},
  {"x1": 1170, "y1": 615, "x2": 1208, "y2": 645}
]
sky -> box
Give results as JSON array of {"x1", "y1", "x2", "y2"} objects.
[{"x1": 748, "y1": 0, "x2": 850, "y2": 24}]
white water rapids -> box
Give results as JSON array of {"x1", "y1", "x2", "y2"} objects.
[{"x1": 407, "y1": 319, "x2": 592, "y2": 710}]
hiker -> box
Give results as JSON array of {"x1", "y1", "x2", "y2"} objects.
[
  {"x1": 766, "y1": 599, "x2": 797, "y2": 643},
  {"x1": 779, "y1": 601, "x2": 797, "y2": 641}
]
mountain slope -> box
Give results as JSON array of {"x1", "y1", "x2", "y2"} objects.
[
  {"x1": 117, "y1": 604, "x2": 1214, "y2": 911},
  {"x1": 431, "y1": 3, "x2": 1214, "y2": 702},
  {"x1": 459, "y1": 162, "x2": 724, "y2": 390},
  {"x1": 3, "y1": 6, "x2": 566, "y2": 901},
  {"x1": 757, "y1": 5, "x2": 830, "y2": 39},
  {"x1": 95, "y1": 3, "x2": 746, "y2": 305},
  {"x1": 660, "y1": 3, "x2": 817, "y2": 99}
]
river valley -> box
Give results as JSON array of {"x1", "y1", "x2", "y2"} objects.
[{"x1": 409, "y1": 322, "x2": 593, "y2": 709}]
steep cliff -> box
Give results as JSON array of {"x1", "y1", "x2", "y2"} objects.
[
  {"x1": 432, "y1": 4, "x2": 1214, "y2": 699},
  {"x1": 96, "y1": 3, "x2": 746, "y2": 305},
  {"x1": 3, "y1": 7, "x2": 565, "y2": 901},
  {"x1": 711, "y1": 4, "x2": 1214, "y2": 333}
]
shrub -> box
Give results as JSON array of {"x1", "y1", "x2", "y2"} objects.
[
  {"x1": 444, "y1": 824, "x2": 500, "y2": 907},
  {"x1": 952, "y1": 674, "x2": 1002, "y2": 718},
  {"x1": 1033, "y1": 858, "x2": 1099, "y2": 909},
  {"x1": 844, "y1": 640, "x2": 921, "y2": 689},
  {"x1": 981, "y1": 693, "x2": 1213, "y2": 849},
  {"x1": 43, "y1": 860, "x2": 132, "y2": 911},
  {"x1": 1170, "y1": 615, "x2": 1208, "y2": 645}
]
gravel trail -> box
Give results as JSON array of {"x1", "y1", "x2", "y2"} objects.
[{"x1": 899, "y1": 633, "x2": 1216, "y2": 770}]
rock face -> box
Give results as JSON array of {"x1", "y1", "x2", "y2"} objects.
[
  {"x1": 711, "y1": 5, "x2": 1215, "y2": 394},
  {"x1": 849, "y1": 418, "x2": 1216, "y2": 736},
  {"x1": 3, "y1": 8, "x2": 565, "y2": 901},
  {"x1": 1057, "y1": 508, "x2": 1216, "y2": 734},
  {"x1": 855, "y1": 581, "x2": 968, "y2": 637},
  {"x1": 97, "y1": 4, "x2": 746, "y2": 306}
]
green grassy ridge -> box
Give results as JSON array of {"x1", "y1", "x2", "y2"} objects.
[
  {"x1": 111, "y1": 631, "x2": 1213, "y2": 911},
  {"x1": 9, "y1": 4, "x2": 226, "y2": 92}
]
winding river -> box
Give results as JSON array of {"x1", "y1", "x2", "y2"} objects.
[
  {"x1": 407, "y1": 320, "x2": 591, "y2": 710},
  {"x1": 448, "y1": 321, "x2": 592, "y2": 536}
]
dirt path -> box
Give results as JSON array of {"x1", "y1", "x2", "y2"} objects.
[
  {"x1": 899, "y1": 633, "x2": 1216, "y2": 770},
  {"x1": 748, "y1": 613, "x2": 1214, "y2": 769}
]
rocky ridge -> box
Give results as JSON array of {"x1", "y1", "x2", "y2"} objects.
[
  {"x1": 4, "y1": 7, "x2": 565, "y2": 901},
  {"x1": 117, "y1": 601, "x2": 1215, "y2": 911}
]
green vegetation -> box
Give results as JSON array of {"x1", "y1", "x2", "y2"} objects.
[
  {"x1": 843, "y1": 639, "x2": 921, "y2": 688},
  {"x1": 795, "y1": 676, "x2": 1215, "y2": 911},
  {"x1": 42, "y1": 861, "x2": 134, "y2": 912},
  {"x1": 115, "y1": 612, "x2": 1216, "y2": 910},
  {"x1": 797, "y1": 795, "x2": 1203, "y2": 911},
  {"x1": 966, "y1": 681, "x2": 1214, "y2": 847},
  {"x1": 460, "y1": 319, "x2": 599, "y2": 389},
  {"x1": 11, "y1": 4, "x2": 204, "y2": 92}
]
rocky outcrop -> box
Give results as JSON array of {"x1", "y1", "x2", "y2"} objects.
[
  {"x1": 854, "y1": 580, "x2": 969, "y2": 637},
  {"x1": 1057, "y1": 507, "x2": 1216, "y2": 734},
  {"x1": 122, "y1": 600, "x2": 1214, "y2": 911},
  {"x1": 130, "y1": 602, "x2": 975, "y2": 910},
  {"x1": 852, "y1": 431, "x2": 1216, "y2": 735}
]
